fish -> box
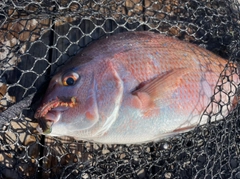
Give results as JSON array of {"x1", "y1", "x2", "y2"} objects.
[{"x1": 34, "y1": 31, "x2": 239, "y2": 144}]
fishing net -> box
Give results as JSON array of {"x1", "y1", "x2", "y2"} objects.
[{"x1": 0, "y1": 0, "x2": 240, "y2": 178}]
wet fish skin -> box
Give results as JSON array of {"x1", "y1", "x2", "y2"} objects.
[{"x1": 34, "y1": 31, "x2": 238, "y2": 144}]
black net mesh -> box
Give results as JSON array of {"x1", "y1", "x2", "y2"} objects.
[{"x1": 1, "y1": 0, "x2": 240, "y2": 178}]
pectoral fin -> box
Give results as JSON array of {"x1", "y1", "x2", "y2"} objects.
[{"x1": 131, "y1": 68, "x2": 190, "y2": 112}]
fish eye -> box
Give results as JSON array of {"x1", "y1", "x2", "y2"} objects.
[
  {"x1": 62, "y1": 72, "x2": 79, "y2": 86},
  {"x1": 66, "y1": 77, "x2": 75, "y2": 85}
]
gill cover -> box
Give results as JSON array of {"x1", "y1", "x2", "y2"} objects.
[
  {"x1": 92, "y1": 61, "x2": 123, "y2": 137},
  {"x1": 65, "y1": 61, "x2": 123, "y2": 136}
]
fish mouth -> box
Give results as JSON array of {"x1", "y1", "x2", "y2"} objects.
[{"x1": 34, "y1": 96, "x2": 77, "y2": 134}]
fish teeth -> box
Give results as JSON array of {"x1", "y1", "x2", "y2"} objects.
[
  {"x1": 34, "y1": 98, "x2": 60, "y2": 119},
  {"x1": 71, "y1": 97, "x2": 77, "y2": 103},
  {"x1": 35, "y1": 96, "x2": 77, "y2": 119}
]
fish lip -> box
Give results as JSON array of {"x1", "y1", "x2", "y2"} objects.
[
  {"x1": 34, "y1": 96, "x2": 77, "y2": 119},
  {"x1": 44, "y1": 108, "x2": 65, "y2": 122},
  {"x1": 35, "y1": 96, "x2": 77, "y2": 134},
  {"x1": 34, "y1": 98, "x2": 60, "y2": 119},
  {"x1": 37, "y1": 110, "x2": 62, "y2": 134}
]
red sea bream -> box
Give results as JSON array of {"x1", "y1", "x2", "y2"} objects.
[{"x1": 34, "y1": 31, "x2": 239, "y2": 144}]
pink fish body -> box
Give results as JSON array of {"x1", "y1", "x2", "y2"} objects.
[{"x1": 35, "y1": 31, "x2": 238, "y2": 144}]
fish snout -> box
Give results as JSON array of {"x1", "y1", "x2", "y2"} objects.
[
  {"x1": 47, "y1": 78, "x2": 59, "y2": 93},
  {"x1": 35, "y1": 96, "x2": 77, "y2": 134}
]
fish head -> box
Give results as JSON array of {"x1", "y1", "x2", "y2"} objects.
[
  {"x1": 35, "y1": 54, "x2": 123, "y2": 138},
  {"x1": 35, "y1": 58, "x2": 101, "y2": 136}
]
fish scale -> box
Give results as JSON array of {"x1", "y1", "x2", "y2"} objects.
[{"x1": 35, "y1": 31, "x2": 239, "y2": 144}]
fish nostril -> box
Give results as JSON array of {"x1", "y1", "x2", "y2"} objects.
[
  {"x1": 51, "y1": 83, "x2": 57, "y2": 91},
  {"x1": 47, "y1": 79, "x2": 58, "y2": 92}
]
